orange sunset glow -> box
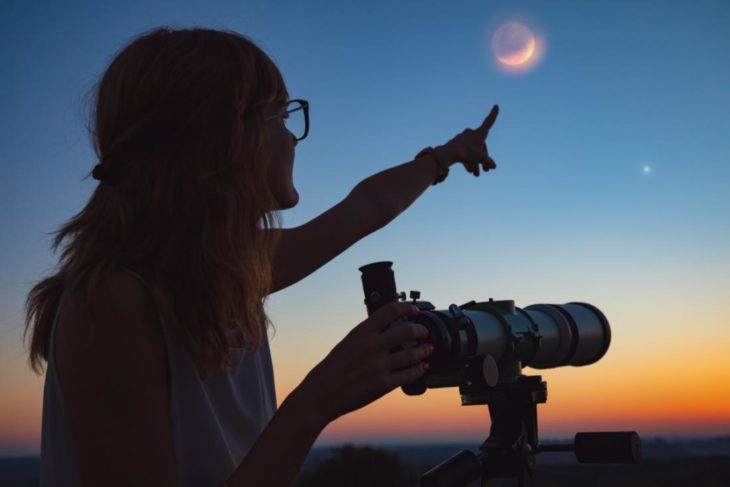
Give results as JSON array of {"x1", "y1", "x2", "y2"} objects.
[
  {"x1": 264, "y1": 283, "x2": 730, "y2": 445},
  {"x1": 2, "y1": 242, "x2": 729, "y2": 455}
]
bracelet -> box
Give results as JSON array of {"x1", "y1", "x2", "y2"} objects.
[{"x1": 415, "y1": 146, "x2": 449, "y2": 185}]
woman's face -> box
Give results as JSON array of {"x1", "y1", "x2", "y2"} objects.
[{"x1": 263, "y1": 101, "x2": 299, "y2": 210}]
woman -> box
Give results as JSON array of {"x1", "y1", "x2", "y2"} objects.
[{"x1": 24, "y1": 27, "x2": 498, "y2": 486}]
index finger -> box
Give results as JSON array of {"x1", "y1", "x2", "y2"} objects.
[
  {"x1": 478, "y1": 104, "x2": 499, "y2": 136},
  {"x1": 361, "y1": 301, "x2": 420, "y2": 333}
]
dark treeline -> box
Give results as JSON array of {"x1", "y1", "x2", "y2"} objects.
[{"x1": 2, "y1": 439, "x2": 729, "y2": 486}]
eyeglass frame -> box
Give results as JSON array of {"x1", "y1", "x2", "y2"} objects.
[{"x1": 264, "y1": 99, "x2": 309, "y2": 141}]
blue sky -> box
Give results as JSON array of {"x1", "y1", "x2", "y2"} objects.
[{"x1": 1, "y1": 0, "x2": 729, "y2": 454}]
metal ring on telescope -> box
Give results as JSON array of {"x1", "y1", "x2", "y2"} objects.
[
  {"x1": 480, "y1": 302, "x2": 519, "y2": 362},
  {"x1": 415, "y1": 311, "x2": 453, "y2": 369},
  {"x1": 524, "y1": 304, "x2": 577, "y2": 367},
  {"x1": 551, "y1": 304, "x2": 581, "y2": 365},
  {"x1": 567, "y1": 302, "x2": 612, "y2": 363},
  {"x1": 514, "y1": 307, "x2": 541, "y2": 366}
]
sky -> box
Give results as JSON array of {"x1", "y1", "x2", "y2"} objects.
[{"x1": 1, "y1": 0, "x2": 729, "y2": 456}]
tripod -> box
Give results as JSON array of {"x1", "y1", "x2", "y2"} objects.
[{"x1": 420, "y1": 374, "x2": 641, "y2": 487}]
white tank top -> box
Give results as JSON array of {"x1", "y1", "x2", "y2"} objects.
[{"x1": 39, "y1": 268, "x2": 278, "y2": 486}]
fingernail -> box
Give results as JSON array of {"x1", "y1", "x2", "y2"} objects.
[
  {"x1": 421, "y1": 362, "x2": 430, "y2": 372},
  {"x1": 418, "y1": 325, "x2": 429, "y2": 335},
  {"x1": 425, "y1": 343, "x2": 435, "y2": 353},
  {"x1": 411, "y1": 305, "x2": 420, "y2": 314}
]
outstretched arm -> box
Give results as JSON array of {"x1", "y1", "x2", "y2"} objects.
[
  {"x1": 268, "y1": 105, "x2": 500, "y2": 294},
  {"x1": 267, "y1": 155, "x2": 439, "y2": 294}
]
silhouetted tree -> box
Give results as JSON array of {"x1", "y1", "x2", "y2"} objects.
[{"x1": 296, "y1": 445, "x2": 417, "y2": 487}]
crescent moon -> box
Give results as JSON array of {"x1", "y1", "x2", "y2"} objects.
[{"x1": 497, "y1": 36, "x2": 536, "y2": 66}]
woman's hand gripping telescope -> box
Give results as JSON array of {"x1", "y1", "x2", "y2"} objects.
[{"x1": 296, "y1": 302, "x2": 433, "y2": 427}]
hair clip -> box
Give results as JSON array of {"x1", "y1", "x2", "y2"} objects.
[{"x1": 92, "y1": 163, "x2": 118, "y2": 185}]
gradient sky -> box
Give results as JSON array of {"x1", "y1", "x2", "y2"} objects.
[{"x1": 1, "y1": 0, "x2": 729, "y2": 456}]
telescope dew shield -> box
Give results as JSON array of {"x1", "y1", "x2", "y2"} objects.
[{"x1": 524, "y1": 302, "x2": 610, "y2": 368}]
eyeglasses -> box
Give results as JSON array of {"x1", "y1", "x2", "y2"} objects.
[{"x1": 264, "y1": 99, "x2": 309, "y2": 141}]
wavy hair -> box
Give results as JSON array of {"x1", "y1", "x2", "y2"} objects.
[{"x1": 24, "y1": 27, "x2": 287, "y2": 378}]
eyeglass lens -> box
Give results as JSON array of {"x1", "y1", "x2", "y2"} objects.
[{"x1": 284, "y1": 101, "x2": 306, "y2": 140}]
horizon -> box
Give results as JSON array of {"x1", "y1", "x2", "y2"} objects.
[
  {"x1": 2, "y1": 0, "x2": 729, "y2": 456},
  {"x1": 3, "y1": 435, "x2": 730, "y2": 459}
]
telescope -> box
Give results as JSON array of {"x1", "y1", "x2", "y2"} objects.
[{"x1": 359, "y1": 261, "x2": 641, "y2": 487}]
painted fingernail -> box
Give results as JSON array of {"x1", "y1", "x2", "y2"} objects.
[
  {"x1": 425, "y1": 343, "x2": 435, "y2": 353},
  {"x1": 421, "y1": 362, "x2": 430, "y2": 372}
]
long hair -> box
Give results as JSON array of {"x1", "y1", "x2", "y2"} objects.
[{"x1": 24, "y1": 27, "x2": 287, "y2": 378}]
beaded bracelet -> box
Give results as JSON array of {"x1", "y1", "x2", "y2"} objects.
[{"x1": 415, "y1": 146, "x2": 449, "y2": 185}]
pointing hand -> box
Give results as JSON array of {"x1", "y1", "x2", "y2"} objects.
[{"x1": 432, "y1": 104, "x2": 499, "y2": 178}]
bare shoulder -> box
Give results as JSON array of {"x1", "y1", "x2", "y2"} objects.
[
  {"x1": 53, "y1": 266, "x2": 176, "y2": 484},
  {"x1": 55, "y1": 266, "x2": 167, "y2": 369}
]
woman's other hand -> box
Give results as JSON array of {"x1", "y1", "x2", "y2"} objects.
[
  {"x1": 296, "y1": 301, "x2": 432, "y2": 427},
  {"x1": 433, "y1": 104, "x2": 500, "y2": 177}
]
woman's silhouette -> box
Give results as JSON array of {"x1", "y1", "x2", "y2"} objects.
[{"x1": 24, "y1": 27, "x2": 498, "y2": 486}]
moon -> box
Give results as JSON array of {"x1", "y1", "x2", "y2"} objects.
[{"x1": 492, "y1": 22, "x2": 536, "y2": 67}]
